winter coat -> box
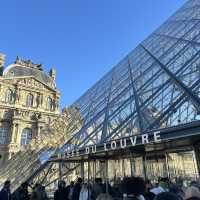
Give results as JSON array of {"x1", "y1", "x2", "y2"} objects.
[
  {"x1": 72, "y1": 183, "x2": 82, "y2": 200},
  {"x1": 0, "y1": 188, "x2": 11, "y2": 200},
  {"x1": 54, "y1": 188, "x2": 69, "y2": 200}
]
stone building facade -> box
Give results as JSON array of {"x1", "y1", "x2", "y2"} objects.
[{"x1": 0, "y1": 54, "x2": 60, "y2": 166}]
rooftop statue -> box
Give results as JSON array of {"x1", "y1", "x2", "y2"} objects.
[{"x1": 15, "y1": 56, "x2": 43, "y2": 71}]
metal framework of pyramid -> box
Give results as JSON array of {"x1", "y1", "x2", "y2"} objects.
[
  {"x1": 2, "y1": 0, "x2": 200, "y2": 192},
  {"x1": 64, "y1": 0, "x2": 200, "y2": 149}
]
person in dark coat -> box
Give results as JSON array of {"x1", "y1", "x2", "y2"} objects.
[
  {"x1": 72, "y1": 178, "x2": 82, "y2": 200},
  {"x1": 121, "y1": 177, "x2": 146, "y2": 200},
  {"x1": 0, "y1": 180, "x2": 11, "y2": 200},
  {"x1": 54, "y1": 180, "x2": 69, "y2": 200},
  {"x1": 66, "y1": 181, "x2": 74, "y2": 200},
  {"x1": 30, "y1": 183, "x2": 48, "y2": 200},
  {"x1": 13, "y1": 182, "x2": 30, "y2": 200},
  {"x1": 91, "y1": 178, "x2": 104, "y2": 200}
]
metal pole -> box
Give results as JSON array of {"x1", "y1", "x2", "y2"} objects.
[
  {"x1": 142, "y1": 155, "x2": 147, "y2": 180},
  {"x1": 193, "y1": 146, "x2": 200, "y2": 178},
  {"x1": 192, "y1": 150, "x2": 198, "y2": 180},
  {"x1": 105, "y1": 159, "x2": 109, "y2": 194},
  {"x1": 80, "y1": 161, "x2": 85, "y2": 181},
  {"x1": 88, "y1": 160, "x2": 90, "y2": 200},
  {"x1": 165, "y1": 152, "x2": 170, "y2": 180}
]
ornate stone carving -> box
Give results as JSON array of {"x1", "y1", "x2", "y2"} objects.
[{"x1": 18, "y1": 78, "x2": 44, "y2": 89}]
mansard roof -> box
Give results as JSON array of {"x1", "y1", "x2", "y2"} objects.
[{"x1": 3, "y1": 57, "x2": 56, "y2": 89}]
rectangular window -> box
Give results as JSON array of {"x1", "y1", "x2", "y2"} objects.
[{"x1": 0, "y1": 127, "x2": 8, "y2": 144}]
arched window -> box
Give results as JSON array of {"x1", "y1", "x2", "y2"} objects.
[
  {"x1": 5, "y1": 89, "x2": 13, "y2": 103},
  {"x1": 47, "y1": 97, "x2": 53, "y2": 111},
  {"x1": 0, "y1": 127, "x2": 8, "y2": 144},
  {"x1": 21, "y1": 128, "x2": 32, "y2": 145},
  {"x1": 26, "y1": 94, "x2": 34, "y2": 107}
]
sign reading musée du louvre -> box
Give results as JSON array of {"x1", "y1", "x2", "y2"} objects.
[{"x1": 61, "y1": 131, "x2": 162, "y2": 159}]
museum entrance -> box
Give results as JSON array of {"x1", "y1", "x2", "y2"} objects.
[
  {"x1": 62, "y1": 148, "x2": 199, "y2": 186},
  {"x1": 144, "y1": 150, "x2": 198, "y2": 183}
]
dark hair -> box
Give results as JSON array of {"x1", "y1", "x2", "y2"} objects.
[
  {"x1": 58, "y1": 180, "x2": 66, "y2": 188},
  {"x1": 122, "y1": 177, "x2": 145, "y2": 196},
  {"x1": 95, "y1": 178, "x2": 102, "y2": 183},
  {"x1": 186, "y1": 198, "x2": 200, "y2": 200},
  {"x1": 4, "y1": 180, "x2": 10, "y2": 187},
  {"x1": 21, "y1": 182, "x2": 29, "y2": 188},
  {"x1": 77, "y1": 177, "x2": 83, "y2": 183},
  {"x1": 154, "y1": 192, "x2": 180, "y2": 200}
]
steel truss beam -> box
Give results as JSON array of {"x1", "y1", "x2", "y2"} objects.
[
  {"x1": 153, "y1": 33, "x2": 200, "y2": 47},
  {"x1": 141, "y1": 44, "x2": 200, "y2": 113},
  {"x1": 148, "y1": 78, "x2": 200, "y2": 130},
  {"x1": 101, "y1": 71, "x2": 115, "y2": 142},
  {"x1": 127, "y1": 58, "x2": 144, "y2": 133}
]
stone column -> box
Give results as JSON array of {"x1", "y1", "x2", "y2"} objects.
[
  {"x1": 16, "y1": 124, "x2": 22, "y2": 145},
  {"x1": 10, "y1": 123, "x2": 17, "y2": 143},
  {"x1": 37, "y1": 120, "x2": 44, "y2": 138}
]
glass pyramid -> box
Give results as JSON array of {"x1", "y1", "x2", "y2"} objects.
[{"x1": 1, "y1": 0, "x2": 200, "y2": 192}]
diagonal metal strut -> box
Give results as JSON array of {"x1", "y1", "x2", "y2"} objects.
[
  {"x1": 141, "y1": 44, "x2": 200, "y2": 113},
  {"x1": 127, "y1": 58, "x2": 144, "y2": 133}
]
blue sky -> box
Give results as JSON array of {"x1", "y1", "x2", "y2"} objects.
[{"x1": 1, "y1": 0, "x2": 185, "y2": 107}]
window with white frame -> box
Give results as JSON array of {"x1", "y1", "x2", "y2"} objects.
[
  {"x1": 47, "y1": 97, "x2": 53, "y2": 111},
  {"x1": 5, "y1": 89, "x2": 13, "y2": 103},
  {"x1": 21, "y1": 128, "x2": 32, "y2": 145},
  {"x1": 26, "y1": 94, "x2": 34, "y2": 107},
  {"x1": 0, "y1": 127, "x2": 8, "y2": 144}
]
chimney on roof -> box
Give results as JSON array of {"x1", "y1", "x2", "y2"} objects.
[{"x1": 0, "y1": 53, "x2": 6, "y2": 76}]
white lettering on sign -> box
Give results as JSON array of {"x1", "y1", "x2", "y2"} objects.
[
  {"x1": 130, "y1": 136, "x2": 137, "y2": 146},
  {"x1": 85, "y1": 147, "x2": 90, "y2": 154},
  {"x1": 64, "y1": 132, "x2": 162, "y2": 159},
  {"x1": 154, "y1": 131, "x2": 161, "y2": 142},
  {"x1": 91, "y1": 145, "x2": 96, "y2": 153},
  {"x1": 142, "y1": 134, "x2": 149, "y2": 144},
  {"x1": 104, "y1": 143, "x2": 108, "y2": 151},
  {"x1": 120, "y1": 138, "x2": 127, "y2": 148},
  {"x1": 111, "y1": 141, "x2": 117, "y2": 150}
]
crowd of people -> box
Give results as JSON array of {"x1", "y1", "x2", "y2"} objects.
[{"x1": 1, "y1": 176, "x2": 200, "y2": 200}]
